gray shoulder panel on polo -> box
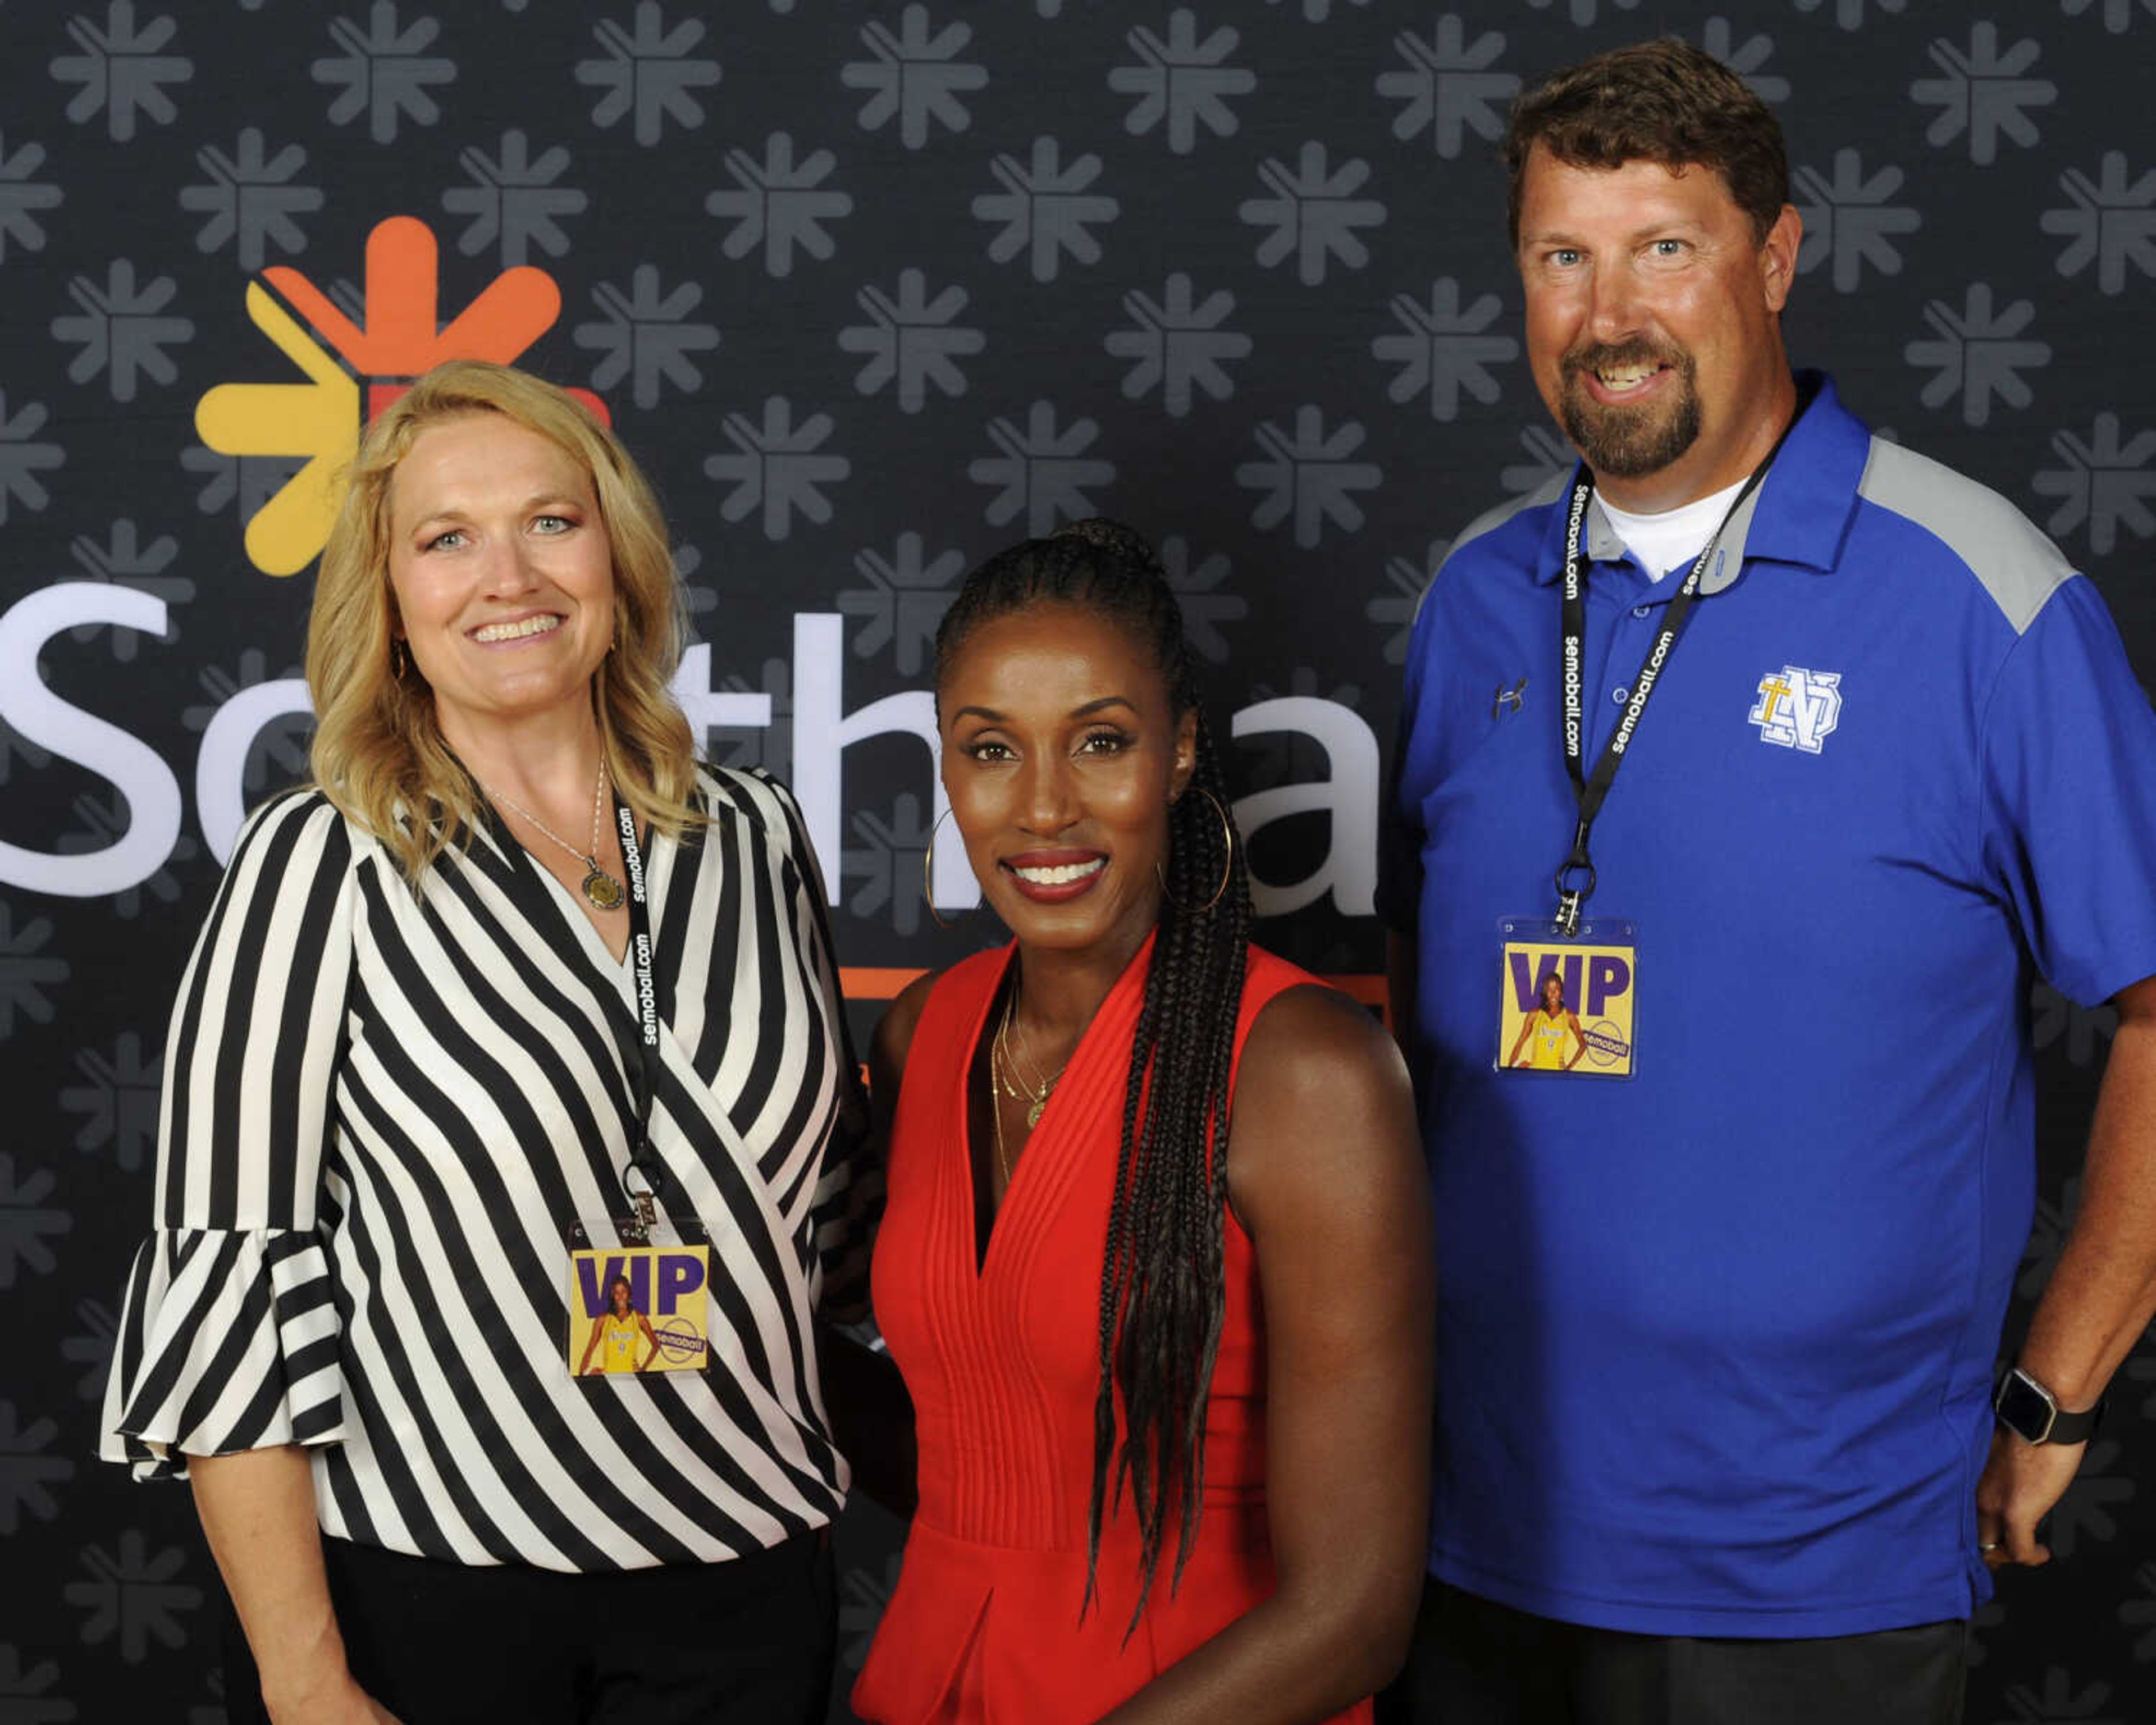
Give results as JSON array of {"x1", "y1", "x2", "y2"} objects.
[
  {"x1": 1412, "y1": 471, "x2": 1573, "y2": 627},
  {"x1": 1855, "y1": 438, "x2": 2075, "y2": 636}
]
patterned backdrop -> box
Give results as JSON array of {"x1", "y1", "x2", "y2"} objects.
[{"x1": 2, "y1": 2, "x2": 2152, "y2": 1719}]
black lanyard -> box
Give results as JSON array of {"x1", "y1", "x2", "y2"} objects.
[
  {"x1": 612, "y1": 797, "x2": 668, "y2": 1234},
  {"x1": 1552, "y1": 431, "x2": 1794, "y2": 936}
]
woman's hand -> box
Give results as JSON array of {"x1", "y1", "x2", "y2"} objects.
[
  {"x1": 263, "y1": 1665, "x2": 404, "y2": 1724},
  {"x1": 188, "y1": 1448, "x2": 403, "y2": 1725}
]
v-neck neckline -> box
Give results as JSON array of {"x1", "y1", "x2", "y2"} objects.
[
  {"x1": 476, "y1": 803, "x2": 645, "y2": 985},
  {"x1": 962, "y1": 951, "x2": 1029, "y2": 1280},
  {"x1": 955, "y1": 937, "x2": 1154, "y2": 1283}
]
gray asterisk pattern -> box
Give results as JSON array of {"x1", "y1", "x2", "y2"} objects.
[
  {"x1": 1104, "y1": 274, "x2": 1250, "y2": 417},
  {"x1": 969, "y1": 401, "x2": 1115, "y2": 534},
  {"x1": 50, "y1": 261, "x2": 194, "y2": 402},
  {"x1": 1109, "y1": 13, "x2": 1256, "y2": 155},
  {"x1": 845, "y1": 793, "x2": 938, "y2": 937},
  {"x1": 974, "y1": 138, "x2": 1119, "y2": 282},
  {"x1": 1240, "y1": 143, "x2": 1385, "y2": 285},
  {"x1": 705, "y1": 133, "x2": 851, "y2": 277},
  {"x1": 1372, "y1": 279, "x2": 1517, "y2": 419},
  {"x1": 577, "y1": 4, "x2": 721, "y2": 146},
  {"x1": 0, "y1": 395, "x2": 65, "y2": 523},
  {"x1": 0, "y1": 1156, "x2": 70, "y2": 1290},
  {"x1": 1904, "y1": 284, "x2": 2050, "y2": 427},
  {"x1": 704, "y1": 398, "x2": 848, "y2": 539},
  {"x1": 0, "y1": 1402, "x2": 75, "y2": 1535},
  {"x1": 50, "y1": 2, "x2": 193, "y2": 143},
  {"x1": 2032, "y1": 414, "x2": 2156, "y2": 555},
  {"x1": 442, "y1": 131, "x2": 586, "y2": 266},
  {"x1": 1368, "y1": 539, "x2": 1450, "y2": 665},
  {"x1": 842, "y1": 7, "x2": 986, "y2": 149},
  {"x1": 58, "y1": 1033, "x2": 163, "y2": 1171},
  {"x1": 573, "y1": 267, "x2": 720, "y2": 408},
  {"x1": 63, "y1": 1531, "x2": 203, "y2": 1663},
  {"x1": 1376, "y1": 17, "x2": 1515, "y2": 156},
  {"x1": 1237, "y1": 405, "x2": 1383, "y2": 547},
  {"x1": 0, "y1": 135, "x2": 65, "y2": 262},
  {"x1": 838, "y1": 271, "x2": 983, "y2": 412},
  {"x1": 1528, "y1": 0, "x2": 1643, "y2": 26},
  {"x1": 837, "y1": 533, "x2": 966, "y2": 674},
  {"x1": 0, "y1": 905, "x2": 70, "y2": 1039},
  {"x1": 181, "y1": 652, "x2": 313, "y2": 798},
  {"x1": 63, "y1": 521, "x2": 191, "y2": 655},
  {"x1": 1795, "y1": 150, "x2": 1921, "y2": 290},
  {"x1": 2042, "y1": 154, "x2": 2156, "y2": 294},
  {"x1": 312, "y1": 3, "x2": 455, "y2": 145},
  {"x1": 1794, "y1": 0, "x2": 1907, "y2": 28},
  {"x1": 61, "y1": 1299, "x2": 121, "y2": 1403},
  {"x1": 1694, "y1": 19, "x2": 1790, "y2": 103},
  {"x1": 2063, "y1": 0, "x2": 2156, "y2": 30},
  {"x1": 179, "y1": 129, "x2": 321, "y2": 270},
  {"x1": 1158, "y1": 536, "x2": 1248, "y2": 663},
  {"x1": 1911, "y1": 24, "x2": 2058, "y2": 166}
]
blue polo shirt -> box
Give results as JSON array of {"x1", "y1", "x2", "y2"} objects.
[{"x1": 1380, "y1": 375, "x2": 2156, "y2": 1636}]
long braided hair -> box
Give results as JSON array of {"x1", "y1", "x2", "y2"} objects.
[{"x1": 931, "y1": 519, "x2": 1253, "y2": 1627}]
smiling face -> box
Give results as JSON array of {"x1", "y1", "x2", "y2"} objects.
[
  {"x1": 385, "y1": 412, "x2": 616, "y2": 755},
  {"x1": 609, "y1": 1279, "x2": 632, "y2": 1316},
  {"x1": 938, "y1": 601, "x2": 1196, "y2": 961},
  {"x1": 1517, "y1": 145, "x2": 1801, "y2": 512},
  {"x1": 1541, "y1": 974, "x2": 1565, "y2": 1014}
]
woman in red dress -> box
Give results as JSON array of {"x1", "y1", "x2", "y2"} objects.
[{"x1": 851, "y1": 521, "x2": 1432, "y2": 1724}]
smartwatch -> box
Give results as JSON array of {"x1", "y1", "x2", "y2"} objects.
[{"x1": 1993, "y1": 1365, "x2": 2104, "y2": 1446}]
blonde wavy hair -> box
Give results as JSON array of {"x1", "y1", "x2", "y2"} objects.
[{"x1": 305, "y1": 359, "x2": 700, "y2": 883}]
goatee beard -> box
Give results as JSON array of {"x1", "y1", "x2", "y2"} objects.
[{"x1": 1557, "y1": 344, "x2": 1701, "y2": 480}]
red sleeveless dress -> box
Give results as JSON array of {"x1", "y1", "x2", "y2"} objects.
[{"x1": 852, "y1": 937, "x2": 1374, "y2": 1724}]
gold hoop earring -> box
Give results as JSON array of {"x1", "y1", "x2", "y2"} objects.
[
  {"x1": 1161, "y1": 784, "x2": 1235, "y2": 916},
  {"x1": 922, "y1": 802, "x2": 961, "y2": 930}
]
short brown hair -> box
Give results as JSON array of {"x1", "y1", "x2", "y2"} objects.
[{"x1": 1504, "y1": 38, "x2": 1789, "y2": 246}]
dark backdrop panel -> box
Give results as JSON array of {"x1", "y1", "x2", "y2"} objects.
[{"x1": 1, "y1": 4, "x2": 2150, "y2": 1720}]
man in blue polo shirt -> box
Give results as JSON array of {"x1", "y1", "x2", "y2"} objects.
[{"x1": 1379, "y1": 38, "x2": 2156, "y2": 1724}]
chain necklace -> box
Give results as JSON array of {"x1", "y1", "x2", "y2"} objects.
[
  {"x1": 479, "y1": 756, "x2": 625, "y2": 910},
  {"x1": 993, "y1": 983, "x2": 1067, "y2": 1129}
]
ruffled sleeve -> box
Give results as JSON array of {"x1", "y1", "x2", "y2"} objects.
[{"x1": 101, "y1": 790, "x2": 359, "y2": 1480}]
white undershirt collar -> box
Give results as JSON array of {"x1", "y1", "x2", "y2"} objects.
[{"x1": 1595, "y1": 477, "x2": 1748, "y2": 580}]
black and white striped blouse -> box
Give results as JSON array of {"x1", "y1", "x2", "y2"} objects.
[{"x1": 101, "y1": 765, "x2": 862, "y2": 1571}]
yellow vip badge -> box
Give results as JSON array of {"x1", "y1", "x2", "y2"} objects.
[
  {"x1": 1496, "y1": 920, "x2": 1637, "y2": 1078},
  {"x1": 567, "y1": 1243, "x2": 712, "y2": 1377}
]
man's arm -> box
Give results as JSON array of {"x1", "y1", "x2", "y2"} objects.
[{"x1": 1976, "y1": 971, "x2": 2156, "y2": 1567}]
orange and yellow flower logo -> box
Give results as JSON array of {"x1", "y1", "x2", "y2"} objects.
[{"x1": 196, "y1": 215, "x2": 605, "y2": 576}]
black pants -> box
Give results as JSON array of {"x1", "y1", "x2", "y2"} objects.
[
  {"x1": 1378, "y1": 1581, "x2": 1967, "y2": 1725},
  {"x1": 221, "y1": 1530, "x2": 835, "y2": 1724}
]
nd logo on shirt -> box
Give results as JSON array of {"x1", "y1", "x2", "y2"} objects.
[
  {"x1": 1748, "y1": 665, "x2": 1843, "y2": 754},
  {"x1": 1496, "y1": 941, "x2": 1636, "y2": 1078}
]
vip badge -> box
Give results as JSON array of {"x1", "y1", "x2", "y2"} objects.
[{"x1": 1748, "y1": 665, "x2": 1843, "y2": 754}]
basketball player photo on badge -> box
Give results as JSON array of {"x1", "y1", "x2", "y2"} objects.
[
  {"x1": 1495, "y1": 917, "x2": 1638, "y2": 1079},
  {"x1": 565, "y1": 1222, "x2": 715, "y2": 1379}
]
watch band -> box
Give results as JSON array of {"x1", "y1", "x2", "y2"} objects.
[{"x1": 1993, "y1": 1365, "x2": 2105, "y2": 1445}]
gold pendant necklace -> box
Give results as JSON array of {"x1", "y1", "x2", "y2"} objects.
[
  {"x1": 481, "y1": 757, "x2": 626, "y2": 910},
  {"x1": 994, "y1": 984, "x2": 1066, "y2": 1130}
]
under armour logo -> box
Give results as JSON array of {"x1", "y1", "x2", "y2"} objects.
[{"x1": 1492, "y1": 676, "x2": 1528, "y2": 718}]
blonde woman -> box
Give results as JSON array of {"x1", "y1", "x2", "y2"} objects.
[{"x1": 102, "y1": 362, "x2": 857, "y2": 1724}]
